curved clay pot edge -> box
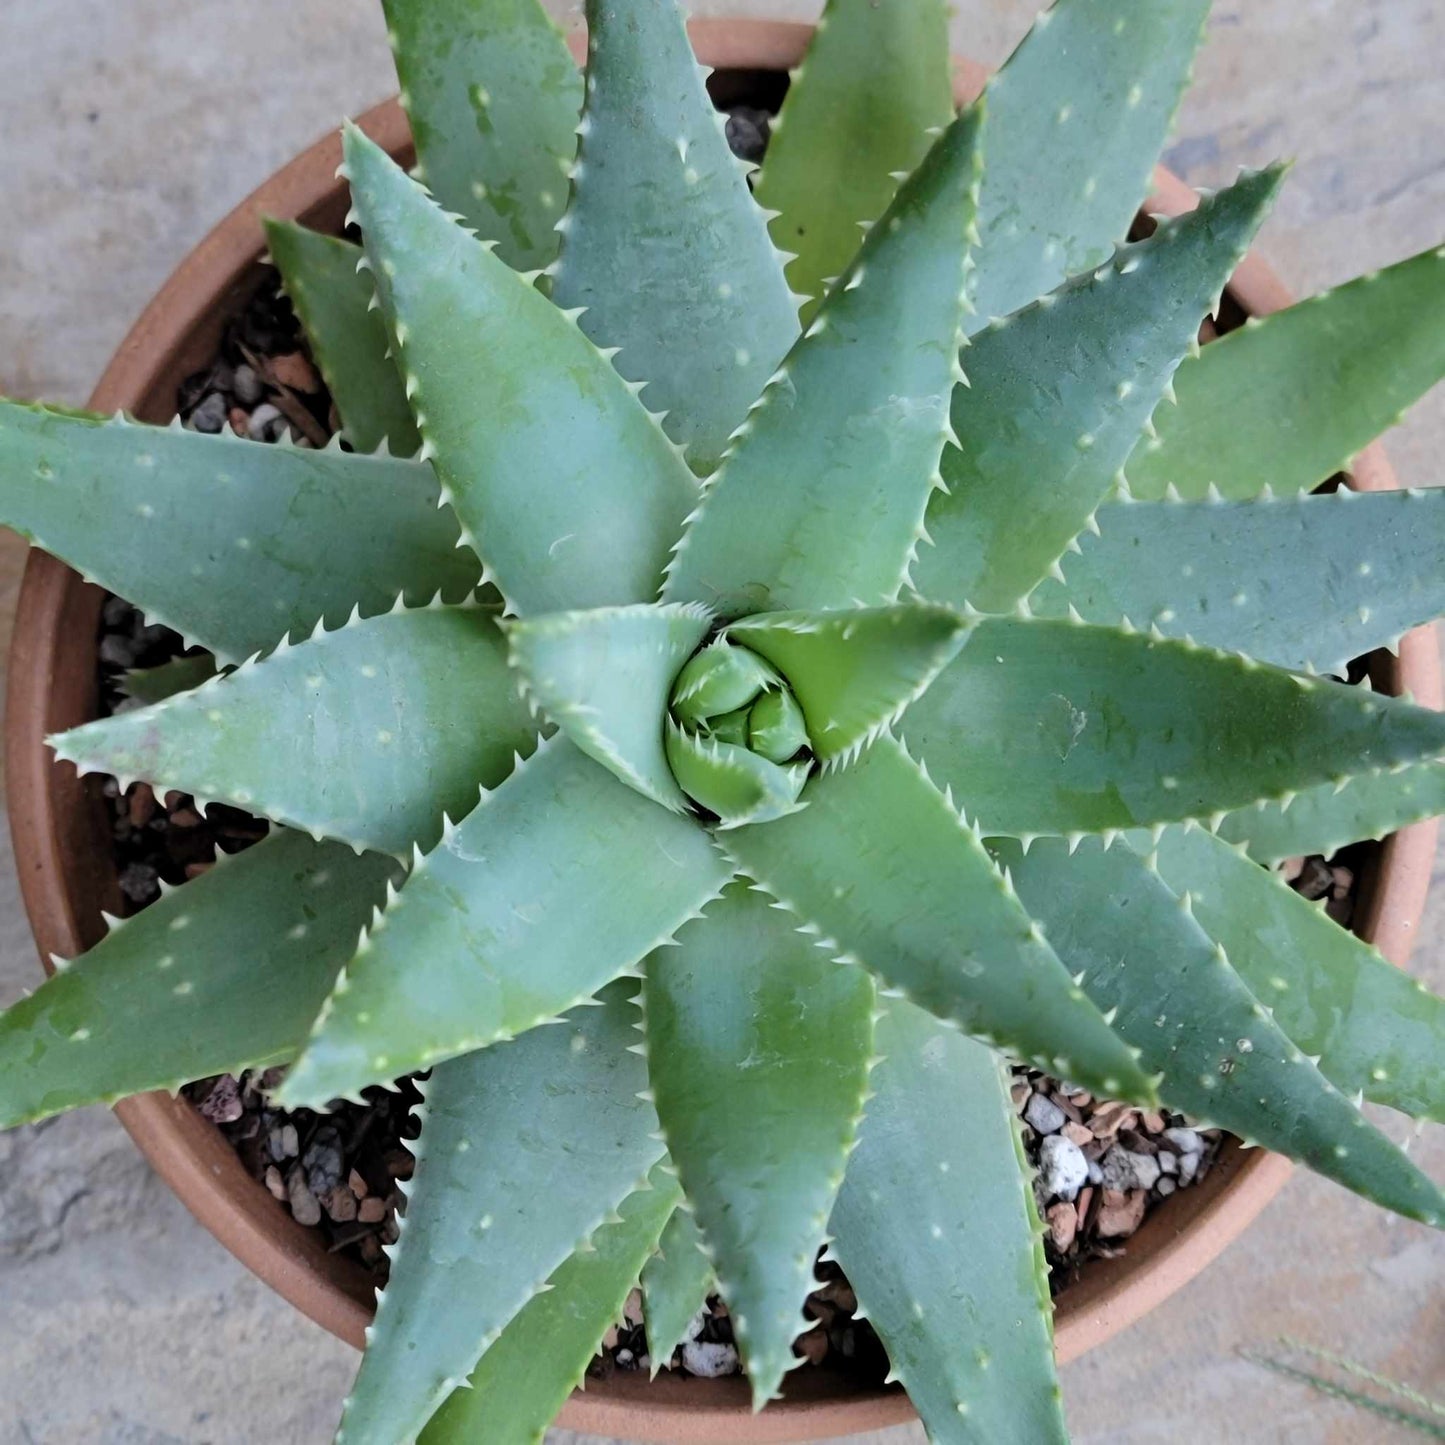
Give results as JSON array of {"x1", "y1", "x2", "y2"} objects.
[{"x1": 3, "y1": 19, "x2": 1437, "y2": 1444}]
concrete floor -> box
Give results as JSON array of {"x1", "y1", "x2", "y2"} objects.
[{"x1": 0, "y1": 1, "x2": 1442, "y2": 1441}]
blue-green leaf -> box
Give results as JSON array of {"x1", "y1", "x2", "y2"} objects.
[
  {"x1": 0, "y1": 402, "x2": 477, "y2": 665},
  {"x1": 342, "y1": 124, "x2": 698, "y2": 615},
  {"x1": 382, "y1": 0, "x2": 582, "y2": 271},
  {"x1": 550, "y1": 0, "x2": 798, "y2": 472},
  {"x1": 663, "y1": 104, "x2": 984, "y2": 619},
  {"x1": 334, "y1": 980, "x2": 663, "y2": 1445},
  {"x1": 644, "y1": 881, "x2": 876, "y2": 1405},
  {"x1": 276, "y1": 738, "x2": 730, "y2": 1108},
  {"x1": 830, "y1": 998, "x2": 1067, "y2": 1445}
]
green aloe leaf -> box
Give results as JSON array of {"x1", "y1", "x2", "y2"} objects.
[
  {"x1": 549, "y1": 0, "x2": 798, "y2": 473},
  {"x1": 1000, "y1": 836, "x2": 1445, "y2": 1228},
  {"x1": 0, "y1": 831, "x2": 391, "y2": 1129},
  {"x1": 969, "y1": 0, "x2": 1210, "y2": 328},
  {"x1": 506, "y1": 602, "x2": 712, "y2": 810},
  {"x1": 751, "y1": 0, "x2": 953, "y2": 323},
  {"x1": 276, "y1": 738, "x2": 730, "y2": 1109},
  {"x1": 903, "y1": 616, "x2": 1445, "y2": 837},
  {"x1": 723, "y1": 735, "x2": 1151, "y2": 1101},
  {"x1": 122, "y1": 653, "x2": 219, "y2": 705},
  {"x1": 1151, "y1": 825, "x2": 1445, "y2": 1123},
  {"x1": 726, "y1": 604, "x2": 969, "y2": 766},
  {"x1": 1126, "y1": 244, "x2": 1445, "y2": 500},
  {"x1": 829, "y1": 998, "x2": 1067, "y2": 1445},
  {"x1": 0, "y1": 402, "x2": 477, "y2": 665},
  {"x1": 264, "y1": 219, "x2": 419, "y2": 453},
  {"x1": 644, "y1": 880, "x2": 876, "y2": 1406},
  {"x1": 381, "y1": 0, "x2": 582, "y2": 271},
  {"x1": 1032, "y1": 488, "x2": 1445, "y2": 676},
  {"x1": 641, "y1": 1207, "x2": 715, "y2": 1375},
  {"x1": 335, "y1": 980, "x2": 664, "y2": 1445},
  {"x1": 51, "y1": 603, "x2": 535, "y2": 860},
  {"x1": 912, "y1": 168, "x2": 1284, "y2": 615},
  {"x1": 264, "y1": 220, "x2": 420, "y2": 457},
  {"x1": 420, "y1": 1164, "x2": 681, "y2": 1445},
  {"x1": 1218, "y1": 761, "x2": 1445, "y2": 865},
  {"x1": 663, "y1": 722, "x2": 809, "y2": 829},
  {"x1": 663, "y1": 103, "x2": 983, "y2": 619},
  {"x1": 342, "y1": 124, "x2": 698, "y2": 615}
]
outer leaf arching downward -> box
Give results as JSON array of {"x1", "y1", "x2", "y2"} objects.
[
  {"x1": 0, "y1": 831, "x2": 392, "y2": 1129},
  {"x1": 343, "y1": 125, "x2": 698, "y2": 615},
  {"x1": 381, "y1": 0, "x2": 582, "y2": 272},
  {"x1": 829, "y1": 998, "x2": 1067, "y2": 1445},
  {"x1": 334, "y1": 981, "x2": 664, "y2": 1445},
  {"x1": 264, "y1": 220, "x2": 420, "y2": 457},
  {"x1": 1126, "y1": 243, "x2": 1445, "y2": 501},
  {"x1": 0, "y1": 402, "x2": 478, "y2": 665},
  {"x1": 726, "y1": 604, "x2": 969, "y2": 766},
  {"x1": 663, "y1": 103, "x2": 984, "y2": 620},
  {"x1": 1031, "y1": 487, "x2": 1445, "y2": 677},
  {"x1": 1152, "y1": 824, "x2": 1445, "y2": 1124},
  {"x1": 506, "y1": 602, "x2": 712, "y2": 810},
  {"x1": 968, "y1": 0, "x2": 1210, "y2": 329},
  {"x1": 641, "y1": 1207, "x2": 716, "y2": 1375},
  {"x1": 903, "y1": 616, "x2": 1445, "y2": 838},
  {"x1": 911, "y1": 167, "x2": 1284, "y2": 616},
  {"x1": 723, "y1": 735, "x2": 1153, "y2": 1102},
  {"x1": 644, "y1": 881, "x2": 876, "y2": 1407},
  {"x1": 276, "y1": 738, "x2": 731, "y2": 1109},
  {"x1": 751, "y1": 0, "x2": 954, "y2": 323},
  {"x1": 549, "y1": 0, "x2": 799, "y2": 473},
  {"x1": 420, "y1": 1164, "x2": 682, "y2": 1445},
  {"x1": 1001, "y1": 836, "x2": 1445, "y2": 1228},
  {"x1": 51, "y1": 604, "x2": 536, "y2": 860}
]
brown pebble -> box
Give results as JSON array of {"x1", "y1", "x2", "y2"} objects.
[
  {"x1": 383, "y1": 1147, "x2": 414, "y2": 1181},
  {"x1": 228, "y1": 406, "x2": 250, "y2": 436},
  {"x1": 184, "y1": 862, "x2": 213, "y2": 880},
  {"x1": 324, "y1": 1187, "x2": 358, "y2": 1223},
  {"x1": 358, "y1": 1235, "x2": 382, "y2": 1267},
  {"x1": 817, "y1": 1279, "x2": 856, "y2": 1314},
  {"x1": 1052, "y1": 1093, "x2": 1084, "y2": 1125},
  {"x1": 1074, "y1": 1185, "x2": 1095, "y2": 1228},
  {"x1": 348, "y1": 1168, "x2": 370, "y2": 1199},
  {"x1": 1046, "y1": 1201, "x2": 1078, "y2": 1252},
  {"x1": 795, "y1": 1327, "x2": 829, "y2": 1366},
  {"x1": 169, "y1": 808, "x2": 202, "y2": 828},
  {"x1": 623, "y1": 1288, "x2": 644, "y2": 1325},
  {"x1": 1010, "y1": 1080, "x2": 1030, "y2": 1110},
  {"x1": 1096, "y1": 1189, "x2": 1147, "y2": 1239},
  {"x1": 601, "y1": 1324, "x2": 620, "y2": 1351},
  {"x1": 1088, "y1": 1102, "x2": 1136, "y2": 1138},
  {"x1": 287, "y1": 1167, "x2": 322, "y2": 1227},
  {"x1": 1062, "y1": 1121, "x2": 1094, "y2": 1147},
  {"x1": 381, "y1": 1216, "x2": 400, "y2": 1245},
  {"x1": 1140, "y1": 1110, "x2": 1166, "y2": 1134},
  {"x1": 1294, "y1": 856, "x2": 1333, "y2": 900},
  {"x1": 1069, "y1": 1091, "x2": 1093, "y2": 1108},
  {"x1": 197, "y1": 1075, "x2": 244, "y2": 1124},
  {"x1": 127, "y1": 783, "x2": 156, "y2": 828},
  {"x1": 264, "y1": 1165, "x2": 286, "y2": 1201},
  {"x1": 1279, "y1": 856, "x2": 1305, "y2": 883},
  {"x1": 710, "y1": 1298, "x2": 729, "y2": 1319},
  {"x1": 269, "y1": 351, "x2": 321, "y2": 394},
  {"x1": 1330, "y1": 865, "x2": 1354, "y2": 901},
  {"x1": 357, "y1": 1196, "x2": 387, "y2": 1224}
]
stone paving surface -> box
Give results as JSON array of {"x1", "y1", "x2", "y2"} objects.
[{"x1": 0, "y1": 2, "x2": 1441, "y2": 1441}]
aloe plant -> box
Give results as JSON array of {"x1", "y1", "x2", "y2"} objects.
[{"x1": 4, "y1": 0, "x2": 1445, "y2": 1440}]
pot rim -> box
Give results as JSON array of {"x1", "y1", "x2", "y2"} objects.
[{"x1": 4, "y1": 17, "x2": 1439, "y2": 1443}]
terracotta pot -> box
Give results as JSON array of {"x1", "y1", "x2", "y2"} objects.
[{"x1": 5, "y1": 18, "x2": 1439, "y2": 1443}]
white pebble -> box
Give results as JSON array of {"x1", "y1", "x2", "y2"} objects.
[
  {"x1": 1163, "y1": 1126, "x2": 1203, "y2": 1156},
  {"x1": 682, "y1": 1340, "x2": 740, "y2": 1378},
  {"x1": 1039, "y1": 1134, "x2": 1090, "y2": 1201}
]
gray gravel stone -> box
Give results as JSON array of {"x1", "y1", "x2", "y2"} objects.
[
  {"x1": 1039, "y1": 1134, "x2": 1090, "y2": 1201},
  {"x1": 1024, "y1": 1092, "x2": 1067, "y2": 1135}
]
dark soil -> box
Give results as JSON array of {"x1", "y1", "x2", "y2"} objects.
[{"x1": 83, "y1": 91, "x2": 1371, "y2": 1386}]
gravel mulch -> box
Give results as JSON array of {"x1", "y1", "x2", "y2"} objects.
[{"x1": 81, "y1": 94, "x2": 1373, "y2": 1385}]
